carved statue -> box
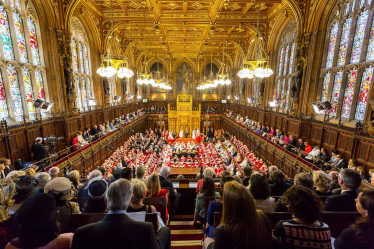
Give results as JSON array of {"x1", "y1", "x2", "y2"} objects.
[
  {"x1": 290, "y1": 65, "x2": 303, "y2": 98},
  {"x1": 64, "y1": 59, "x2": 75, "y2": 95},
  {"x1": 103, "y1": 77, "x2": 110, "y2": 95}
]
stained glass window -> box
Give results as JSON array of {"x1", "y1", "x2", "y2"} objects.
[
  {"x1": 350, "y1": 10, "x2": 369, "y2": 64},
  {"x1": 337, "y1": 17, "x2": 352, "y2": 66},
  {"x1": 285, "y1": 78, "x2": 291, "y2": 110},
  {"x1": 87, "y1": 78, "x2": 92, "y2": 98},
  {"x1": 82, "y1": 78, "x2": 88, "y2": 110},
  {"x1": 360, "y1": 0, "x2": 365, "y2": 7},
  {"x1": 27, "y1": 16, "x2": 40, "y2": 65},
  {"x1": 0, "y1": 5, "x2": 14, "y2": 60},
  {"x1": 351, "y1": 0, "x2": 356, "y2": 12},
  {"x1": 283, "y1": 45, "x2": 290, "y2": 75},
  {"x1": 280, "y1": 79, "x2": 285, "y2": 108},
  {"x1": 278, "y1": 47, "x2": 284, "y2": 77},
  {"x1": 321, "y1": 72, "x2": 331, "y2": 102},
  {"x1": 22, "y1": 67, "x2": 35, "y2": 119},
  {"x1": 11, "y1": 0, "x2": 21, "y2": 10},
  {"x1": 326, "y1": 22, "x2": 339, "y2": 68},
  {"x1": 72, "y1": 39, "x2": 78, "y2": 73},
  {"x1": 13, "y1": 11, "x2": 28, "y2": 63},
  {"x1": 84, "y1": 45, "x2": 90, "y2": 75},
  {"x1": 7, "y1": 64, "x2": 24, "y2": 121},
  {"x1": 367, "y1": 0, "x2": 372, "y2": 5},
  {"x1": 330, "y1": 71, "x2": 343, "y2": 116},
  {"x1": 288, "y1": 43, "x2": 295, "y2": 74},
  {"x1": 366, "y1": 19, "x2": 374, "y2": 61},
  {"x1": 76, "y1": 77, "x2": 82, "y2": 109},
  {"x1": 276, "y1": 80, "x2": 280, "y2": 99},
  {"x1": 79, "y1": 42, "x2": 84, "y2": 74},
  {"x1": 35, "y1": 69, "x2": 44, "y2": 100},
  {"x1": 0, "y1": 72, "x2": 8, "y2": 119},
  {"x1": 341, "y1": 69, "x2": 357, "y2": 118},
  {"x1": 344, "y1": 3, "x2": 350, "y2": 15},
  {"x1": 355, "y1": 66, "x2": 373, "y2": 120}
]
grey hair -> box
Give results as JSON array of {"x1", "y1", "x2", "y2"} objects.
[
  {"x1": 88, "y1": 170, "x2": 103, "y2": 180},
  {"x1": 106, "y1": 179, "x2": 133, "y2": 211},
  {"x1": 35, "y1": 172, "x2": 51, "y2": 188},
  {"x1": 36, "y1": 137, "x2": 43, "y2": 142},
  {"x1": 269, "y1": 166, "x2": 278, "y2": 173},
  {"x1": 339, "y1": 169, "x2": 362, "y2": 190},
  {"x1": 159, "y1": 166, "x2": 170, "y2": 177},
  {"x1": 203, "y1": 167, "x2": 215, "y2": 178}
]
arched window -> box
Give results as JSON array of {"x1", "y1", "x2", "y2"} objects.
[
  {"x1": 320, "y1": 0, "x2": 374, "y2": 121},
  {"x1": 0, "y1": 0, "x2": 48, "y2": 122},
  {"x1": 275, "y1": 22, "x2": 297, "y2": 112},
  {"x1": 70, "y1": 17, "x2": 92, "y2": 112}
]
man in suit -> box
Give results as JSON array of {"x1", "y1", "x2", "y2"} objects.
[
  {"x1": 286, "y1": 135, "x2": 296, "y2": 151},
  {"x1": 324, "y1": 169, "x2": 362, "y2": 211},
  {"x1": 31, "y1": 137, "x2": 50, "y2": 162},
  {"x1": 159, "y1": 166, "x2": 181, "y2": 214},
  {"x1": 332, "y1": 154, "x2": 348, "y2": 170},
  {"x1": 72, "y1": 179, "x2": 171, "y2": 249}
]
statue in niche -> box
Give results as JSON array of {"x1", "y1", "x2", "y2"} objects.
[
  {"x1": 103, "y1": 77, "x2": 110, "y2": 95},
  {"x1": 258, "y1": 79, "x2": 265, "y2": 97},
  {"x1": 64, "y1": 59, "x2": 75, "y2": 95},
  {"x1": 290, "y1": 65, "x2": 303, "y2": 98},
  {"x1": 177, "y1": 62, "x2": 193, "y2": 93}
]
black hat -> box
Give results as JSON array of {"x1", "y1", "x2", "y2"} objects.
[
  {"x1": 16, "y1": 193, "x2": 56, "y2": 227},
  {"x1": 14, "y1": 176, "x2": 37, "y2": 204},
  {"x1": 78, "y1": 178, "x2": 108, "y2": 213}
]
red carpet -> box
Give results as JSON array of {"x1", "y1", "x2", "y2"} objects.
[{"x1": 170, "y1": 215, "x2": 204, "y2": 249}]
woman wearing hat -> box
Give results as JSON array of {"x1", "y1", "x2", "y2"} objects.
[
  {"x1": 44, "y1": 177, "x2": 79, "y2": 213},
  {"x1": 6, "y1": 193, "x2": 73, "y2": 249}
]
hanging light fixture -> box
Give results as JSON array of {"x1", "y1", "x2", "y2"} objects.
[
  {"x1": 237, "y1": 0, "x2": 273, "y2": 79},
  {"x1": 96, "y1": 0, "x2": 134, "y2": 79},
  {"x1": 136, "y1": 4, "x2": 154, "y2": 86},
  {"x1": 215, "y1": 3, "x2": 232, "y2": 86},
  {"x1": 197, "y1": 48, "x2": 218, "y2": 90}
]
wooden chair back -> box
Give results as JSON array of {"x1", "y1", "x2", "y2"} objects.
[{"x1": 143, "y1": 196, "x2": 167, "y2": 223}]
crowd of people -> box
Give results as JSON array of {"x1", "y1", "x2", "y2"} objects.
[
  {"x1": 225, "y1": 109, "x2": 374, "y2": 184},
  {"x1": 0, "y1": 117, "x2": 374, "y2": 249}
]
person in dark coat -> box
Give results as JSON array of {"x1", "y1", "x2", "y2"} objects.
[
  {"x1": 269, "y1": 171, "x2": 292, "y2": 196},
  {"x1": 72, "y1": 179, "x2": 170, "y2": 249},
  {"x1": 31, "y1": 138, "x2": 50, "y2": 162},
  {"x1": 324, "y1": 169, "x2": 362, "y2": 212}
]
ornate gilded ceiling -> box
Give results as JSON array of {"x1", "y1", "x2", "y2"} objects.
[{"x1": 80, "y1": 0, "x2": 285, "y2": 63}]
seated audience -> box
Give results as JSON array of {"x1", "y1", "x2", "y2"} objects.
[
  {"x1": 147, "y1": 172, "x2": 169, "y2": 221},
  {"x1": 134, "y1": 165, "x2": 147, "y2": 184},
  {"x1": 357, "y1": 166, "x2": 370, "y2": 181},
  {"x1": 77, "y1": 131, "x2": 88, "y2": 146},
  {"x1": 242, "y1": 166, "x2": 252, "y2": 187},
  {"x1": 3, "y1": 159, "x2": 13, "y2": 176},
  {"x1": 196, "y1": 167, "x2": 215, "y2": 193},
  {"x1": 78, "y1": 177, "x2": 108, "y2": 213},
  {"x1": 44, "y1": 177, "x2": 79, "y2": 213},
  {"x1": 266, "y1": 166, "x2": 278, "y2": 184},
  {"x1": 269, "y1": 171, "x2": 292, "y2": 196},
  {"x1": 329, "y1": 171, "x2": 340, "y2": 191},
  {"x1": 159, "y1": 166, "x2": 180, "y2": 214},
  {"x1": 324, "y1": 169, "x2": 362, "y2": 211},
  {"x1": 34, "y1": 172, "x2": 51, "y2": 194},
  {"x1": 129, "y1": 180, "x2": 157, "y2": 213},
  {"x1": 6, "y1": 193, "x2": 73, "y2": 249},
  {"x1": 332, "y1": 154, "x2": 348, "y2": 170},
  {"x1": 348, "y1": 158, "x2": 356, "y2": 170},
  {"x1": 205, "y1": 176, "x2": 235, "y2": 238},
  {"x1": 67, "y1": 170, "x2": 81, "y2": 190},
  {"x1": 250, "y1": 174, "x2": 275, "y2": 212},
  {"x1": 72, "y1": 179, "x2": 171, "y2": 249},
  {"x1": 313, "y1": 170, "x2": 332, "y2": 196},
  {"x1": 88, "y1": 169, "x2": 102, "y2": 180},
  {"x1": 72, "y1": 134, "x2": 79, "y2": 150},
  {"x1": 204, "y1": 181, "x2": 272, "y2": 249},
  {"x1": 273, "y1": 186, "x2": 331, "y2": 248},
  {"x1": 193, "y1": 178, "x2": 220, "y2": 226},
  {"x1": 334, "y1": 190, "x2": 374, "y2": 249},
  {"x1": 48, "y1": 167, "x2": 59, "y2": 179}
]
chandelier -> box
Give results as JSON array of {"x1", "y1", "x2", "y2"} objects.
[
  {"x1": 237, "y1": 0, "x2": 273, "y2": 79},
  {"x1": 136, "y1": 5, "x2": 155, "y2": 86},
  {"x1": 148, "y1": 47, "x2": 172, "y2": 90},
  {"x1": 96, "y1": 0, "x2": 134, "y2": 79},
  {"x1": 197, "y1": 49, "x2": 218, "y2": 90},
  {"x1": 214, "y1": 4, "x2": 232, "y2": 86}
]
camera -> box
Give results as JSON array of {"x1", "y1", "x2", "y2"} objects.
[{"x1": 44, "y1": 136, "x2": 65, "y2": 142}]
